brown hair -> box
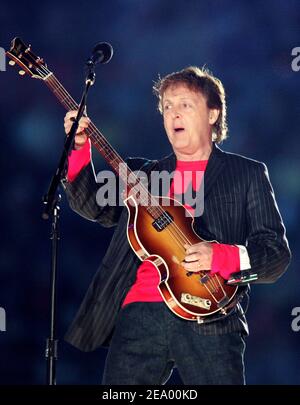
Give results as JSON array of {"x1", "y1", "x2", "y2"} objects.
[{"x1": 153, "y1": 66, "x2": 228, "y2": 143}]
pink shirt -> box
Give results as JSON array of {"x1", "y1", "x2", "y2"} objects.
[{"x1": 67, "y1": 139, "x2": 91, "y2": 182}]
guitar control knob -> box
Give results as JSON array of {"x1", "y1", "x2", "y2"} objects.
[
  {"x1": 19, "y1": 70, "x2": 26, "y2": 76},
  {"x1": 9, "y1": 60, "x2": 16, "y2": 66}
]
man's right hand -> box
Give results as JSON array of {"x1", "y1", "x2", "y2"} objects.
[{"x1": 64, "y1": 110, "x2": 91, "y2": 150}]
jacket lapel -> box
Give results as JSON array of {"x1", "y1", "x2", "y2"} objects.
[
  {"x1": 203, "y1": 143, "x2": 226, "y2": 199},
  {"x1": 157, "y1": 143, "x2": 226, "y2": 199},
  {"x1": 156, "y1": 152, "x2": 176, "y2": 196}
]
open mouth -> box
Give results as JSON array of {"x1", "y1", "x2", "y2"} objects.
[{"x1": 174, "y1": 127, "x2": 185, "y2": 133}]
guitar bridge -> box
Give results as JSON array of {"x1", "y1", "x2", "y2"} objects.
[
  {"x1": 152, "y1": 211, "x2": 173, "y2": 231},
  {"x1": 181, "y1": 293, "x2": 211, "y2": 310}
]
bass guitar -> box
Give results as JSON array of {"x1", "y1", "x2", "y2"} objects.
[{"x1": 6, "y1": 37, "x2": 238, "y2": 322}]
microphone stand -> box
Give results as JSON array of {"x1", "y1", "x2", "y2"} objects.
[{"x1": 42, "y1": 62, "x2": 96, "y2": 385}]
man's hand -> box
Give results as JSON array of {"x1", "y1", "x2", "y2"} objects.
[
  {"x1": 182, "y1": 242, "x2": 213, "y2": 272},
  {"x1": 64, "y1": 110, "x2": 91, "y2": 150}
]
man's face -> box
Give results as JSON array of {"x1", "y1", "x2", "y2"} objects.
[{"x1": 162, "y1": 84, "x2": 216, "y2": 158}]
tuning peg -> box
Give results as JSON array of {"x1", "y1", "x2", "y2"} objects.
[
  {"x1": 19, "y1": 70, "x2": 26, "y2": 76},
  {"x1": 9, "y1": 60, "x2": 16, "y2": 66},
  {"x1": 25, "y1": 45, "x2": 31, "y2": 53}
]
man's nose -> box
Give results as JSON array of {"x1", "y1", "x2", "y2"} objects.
[{"x1": 171, "y1": 108, "x2": 181, "y2": 118}]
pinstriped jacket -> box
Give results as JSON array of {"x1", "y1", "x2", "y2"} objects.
[{"x1": 63, "y1": 143, "x2": 291, "y2": 352}]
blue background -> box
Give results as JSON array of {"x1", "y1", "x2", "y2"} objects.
[{"x1": 0, "y1": 0, "x2": 299, "y2": 384}]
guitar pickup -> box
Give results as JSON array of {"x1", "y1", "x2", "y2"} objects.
[{"x1": 152, "y1": 211, "x2": 173, "y2": 231}]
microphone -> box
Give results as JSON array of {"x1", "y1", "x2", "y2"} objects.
[{"x1": 86, "y1": 42, "x2": 113, "y2": 66}]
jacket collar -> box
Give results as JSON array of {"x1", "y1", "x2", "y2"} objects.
[{"x1": 158, "y1": 143, "x2": 226, "y2": 198}]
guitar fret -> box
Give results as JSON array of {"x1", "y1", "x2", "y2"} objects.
[{"x1": 42, "y1": 72, "x2": 52, "y2": 81}]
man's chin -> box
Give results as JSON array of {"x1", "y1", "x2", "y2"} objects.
[{"x1": 172, "y1": 143, "x2": 191, "y2": 153}]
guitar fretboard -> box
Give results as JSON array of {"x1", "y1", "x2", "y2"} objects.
[{"x1": 44, "y1": 72, "x2": 161, "y2": 219}]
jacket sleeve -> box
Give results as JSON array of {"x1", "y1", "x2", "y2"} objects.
[
  {"x1": 245, "y1": 162, "x2": 291, "y2": 283},
  {"x1": 62, "y1": 159, "x2": 123, "y2": 227},
  {"x1": 61, "y1": 157, "x2": 155, "y2": 228}
]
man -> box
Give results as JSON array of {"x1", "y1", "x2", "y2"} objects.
[{"x1": 62, "y1": 66, "x2": 291, "y2": 384}]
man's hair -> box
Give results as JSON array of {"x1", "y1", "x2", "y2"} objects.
[{"x1": 153, "y1": 66, "x2": 228, "y2": 143}]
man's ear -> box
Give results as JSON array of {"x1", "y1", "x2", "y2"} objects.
[{"x1": 209, "y1": 109, "x2": 220, "y2": 125}]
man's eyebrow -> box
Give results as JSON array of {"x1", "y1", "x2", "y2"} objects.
[{"x1": 163, "y1": 97, "x2": 194, "y2": 104}]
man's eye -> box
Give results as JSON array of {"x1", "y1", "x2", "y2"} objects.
[{"x1": 164, "y1": 105, "x2": 171, "y2": 110}]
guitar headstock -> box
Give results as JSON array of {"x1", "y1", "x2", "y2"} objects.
[{"x1": 6, "y1": 37, "x2": 51, "y2": 80}]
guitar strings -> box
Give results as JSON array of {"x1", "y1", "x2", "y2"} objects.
[
  {"x1": 17, "y1": 52, "x2": 221, "y2": 298},
  {"x1": 35, "y1": 64, "x2": 221, "y2": 294},
  {"x1": 44, "y1": 70, "x2": 221, "y2": 294},
  {"x1": 44, "y1": 71, "x2": 192, "y2": 244},
  {"x1": 44, "y1": 68, "x2": 221, "y2": 294}
]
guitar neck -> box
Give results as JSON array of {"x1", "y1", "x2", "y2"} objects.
[
  {"x1": 44, "y1": 72, "x2": 163, "y2": 218},
  {"x1": 44, "y1": 73, "x2": 129, "y2": 183},
  {"x1": 6, "y1": 37, "x2": 162, "y2": 217}
]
